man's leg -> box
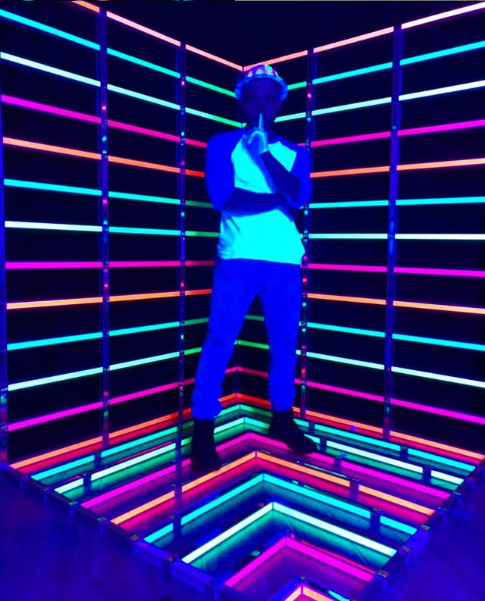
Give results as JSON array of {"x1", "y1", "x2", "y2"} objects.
[
  {"x1": 190, "y1": 258, "x2": 260, "y2": 470},
  {"x1": 259, "y1": 261, "x2": 316, "y2": 453}
]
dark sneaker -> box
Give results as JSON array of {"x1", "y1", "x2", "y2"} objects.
[
  {"x1": 190, "y1": 418, "x2": 222, "y2": 473},
  {"x1": 268, "y1": 408, "x2": 317, "y2": 454}
]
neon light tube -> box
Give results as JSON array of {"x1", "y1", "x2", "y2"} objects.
[
  {"x1": 338, "y1": 460, "x2": 449, "y2": 501},
  {"x1": 396, "y1": 267, "x2": 485, "y2": 278},
  {"x1": 185, "y1": 106, "x2": 240, "y2": 127},
  {"x1": 397, "y1": 234, "x2": 485, "y2": 240},
  {"x1": 106, "y1": 11, "x2": 181, "y2": 46},
  {"x1": 392, "y1": 366, "x2": 485, "y2": 389},
  {"x1": 309, "y1": 264, "x2": 485, "y2": 278},
  {"x1": 327, "y1": 441, "x2": 461, "y2": 486},
  {"x1": 274, "y1": 503, "x2": 396, "y2": 556},
  {"x1": 5, "y1": 221, "x2": 101, "y2": 233},
  {"x1": 400, "y1": 79, "x2": 485, "y2": 101},
  {"x1": 393, "y1": 300, "x2": 485, "y2": 315},
  {"x1": 308, "y1": 380, "x2": 485, "y2": 427},
  {"x1": 181, "y1": 475, "x2": 264, "y2": 526},
  {"x1": 7, "y1": 262, "x2": 102, "y2": 270},
  {"x1": 244, "y1": 369, "x2": 485, "y2": 428},
  {"x1": 1, "y1": 95, "x2": 206, "y2": 147},
  {"x1": 314, "y1": 62, "x2": 392, "y2": 84},
  {"x1": 408, "y1": 449, "x2": 473, "y2": 473},
  {"x1": 107, "y1": 83, "x2": 178, "y2": 109},
  {"x1": 314, "y1": 423, "x2": 399, "y2": 452},
  {"x1": 312, "y1": 197, "x2": 485, "y2": 209},
  {"x1": 311, "y1": 233, "x2": 387, "y2": 240},
  {"x1": 402, "y1": 2, "x2": 485, "y2": 29},
  {"x1": 309, "y1": 263, "x2": 386, "y2": 273},
  {"x1": 312, "y1": 119, "x2": 485, "y2": 147},
  {"x1": 4, "y1": 178, "x2": 100, "y2": 196},
  {"x1": 225, "y1": 537, "x2": 286, "y2": 587},
  {"x1": 286, "y1": 538, "x2": 375, "y2": 582},
  {"x1": 0, "y1": 9, "x2": 99, "y2": 50},
  {"x1": 109, "y1": 155, "x2": 182, "y2": 174},
  {"x1": 3, "y1": 138, "x2": 203, "y2": 176},
  {"x1": 303, "y1": 587, "x2": 347, "y2": 601},
  {"x1": 107, "y1": 48, "x2": 179, "y2": 78},
  {"x1": 391, "y1": 399, "x2": 485, "y2": 427},
  {"x1": 261, "y1": 473, "x2": 371, "y2": 519},
  {"x1": 245, "y1": 50, "x2": 308, "y2": 69},
  {"x1": 400, "y1": 119, "x2": 485, "y2": 137},
  {"x1": 359, "y1": 486, "x2": 434, "y2": 516},
  {"x1": 402, "y1": 40, "x2": 485, "y2": 66},
  {"x1": 313, "y1": 97, "x2": 391, "y2": 116},
  {"x1": 389, "y1": 430, "x2": 483, "y2": 462},
  {"x1": 8, "y1": 332, "x2": 102, "y2": 350},
  {"x1": 82, "y1": 463, "x2": 177, "y2": 510},
  {"x1": 312, "y1": 233, "x2": 485, "y2": 241},
  {"x1": 143, "y1": 523, "x2": 173, "y2": 544},
  {"x1": 181, "y1": 453, "x2": 254, "y2": 494},
  {"x1": 8, "y1": 402, "x2": 103, "y2": 432},
  {"x1": 309, "y1": 292, "x2": 386, "y2": 306},
  {"x1": 186, "y1": 76, "x2": 235, "y2": 97},
  {"x1": 72, "y1": 1, "x2": 99, "y2": 12},
  {"x1": 182, "y1": 504, "x2": 272, "y2": 564},
  {"x1": 109, "y1": 119, "x2": 206, "y2": 148},
  {"x1": 308, "y1": 322, "x2": 485, "y2": 352},
  {"x1": 110, "y1": 452, "x2": 254, "y2": 525},
  {"x1": 312, "y1": 132, "x2": 390, "y2": 147},
  {"x1": 111, "y1": 491, "x2": 175, "y2": 526},
  {"x1": 185, "y1": 44, "x2": 243, "y2": 70},
  {"x1": 309, "y1": 293, "x2": 485, "y2": 316},
  {"x1": 0, "y1": 52, "x2": 100, "y2": 87},
  {"x1": 257, "y1": 452, "x2": 350, "y2": 489},
  {"x1": 9, "y1": 367, "x2": 102, "y2": 391},
  {"x1": 55, "y1": 442, "x2": 177, "y2": 494},
  {"x1": 109, "y1": 190, "x2": 179, "y2": 204},
  {"x1": 308, "y1": 323, "x2": 385, "y2": 338},
  {"x1": 109, "y1": 351, "x2": 179, "y2": 371},
  {"x1": 314, "y1": 27, "x2": 393, "y2": 53},
  {"x1": 312, "y1": 166, "x2": 389, "y2": 177},
  {"x1": 31, "y1": 455, "x2": 93, "y2": 481},
  {"x1": 398, "y1": 158, "x2": 485, "y2": 171},
  {"x1": 1, "y1": 95, "x2": 100, "y2": 123},
  {"x1": 312, "y1": 200, "x2": 388, "y2": 209},
  {"x1": 275, "y1": 111, "x2": 307, "y2": 123},
  {"x1": 306, "y1": 352, "x2": 384, "y2": 371}
]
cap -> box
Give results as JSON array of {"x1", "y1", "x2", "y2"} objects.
[{"x1": 235, "y1": 63, "x2": 288, "y2": 101}]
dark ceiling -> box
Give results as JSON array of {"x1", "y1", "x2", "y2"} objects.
[{"x1": 109, "y1": 1, "x2": 470, "y2": 65}]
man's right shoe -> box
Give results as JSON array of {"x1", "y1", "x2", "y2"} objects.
[
  {"x1": 268, "y1": 408, "x2": 317, "y2": 454},
  {"x1": 190, "y1": 418, "x2": 222, "y2": 474}
]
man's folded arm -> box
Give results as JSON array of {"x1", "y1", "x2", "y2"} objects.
[
  {"x1": 258, "y1": 145, "x2": 311, "y2": 209},
  {"x1": 222, "y1": 189, "x2": 285, "y2": 214}
]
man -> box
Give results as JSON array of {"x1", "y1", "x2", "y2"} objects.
[{"x1": 190, "y1": 64, "x2": 316, "y2": 473}]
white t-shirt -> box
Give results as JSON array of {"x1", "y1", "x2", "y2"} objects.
[{"x1": 217, "y1": 137, "x2": 306, "y2": 265}]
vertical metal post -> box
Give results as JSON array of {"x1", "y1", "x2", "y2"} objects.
[
  {"x1": 300, "y1": 50, "x2": 316, "y2": 422},
  {"x1": 97, "y1": 6, "x2": 110, "y2": 453},
  {"x1": 0, "y1": 63, "x2": 8, "y2": 464},
  {"x1": 175, "y1": 42, "x2": 187, "y2": 528},
  {"x1": 383, "y1": 26, "x2": 403, "y2": 438}
]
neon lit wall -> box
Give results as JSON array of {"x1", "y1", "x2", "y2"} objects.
[{"x1": 0, "y1": 1, "x2": 484, "y2": 465}]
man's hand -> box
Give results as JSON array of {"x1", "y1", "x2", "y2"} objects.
[{"x1": 245, "y1": 113, "x2": 269, "y2": 157}]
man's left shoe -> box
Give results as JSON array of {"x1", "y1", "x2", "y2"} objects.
[{"x1": 268, "y1": 408, "x2": 317, "y2": 454}]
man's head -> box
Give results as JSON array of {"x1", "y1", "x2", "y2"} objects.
[{"x1": 235, "y1": 64, "x2": 287, "y2": 130}]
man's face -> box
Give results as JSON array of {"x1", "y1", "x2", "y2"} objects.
[{"x1": 239, "y1": 79, "x2": 283, "y2": 129}]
